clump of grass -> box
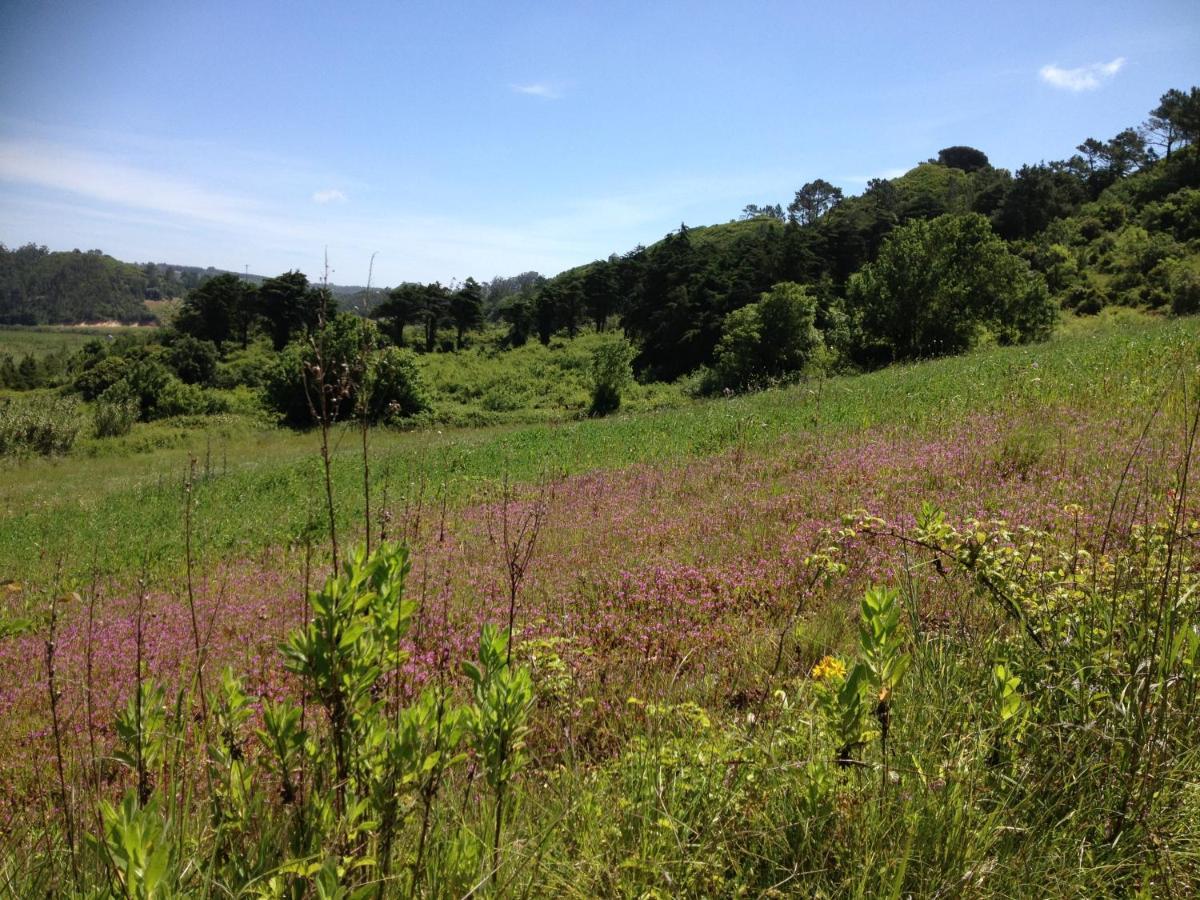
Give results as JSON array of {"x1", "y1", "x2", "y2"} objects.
[{"x1": 0, "y1": 394, "x2": 82, "y2": 456}]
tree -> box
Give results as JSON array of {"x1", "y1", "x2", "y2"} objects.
[
  {"x1": 449, "y1": 277, "x2": 483, "y2": 348},
  {"x1": 583, "y1": 263, "x2": 618, "y2": 332},
  {"x1": 848, "y1": 213, "x2": 1054, "y2": 361},
  {"x1": 174, "y1": 273, "x2": 252, "y2": 350},
  {"x1": 165, "y1": 334, "x2": 218, "y2": 385},
  {"x1": 936, "y1": 146, "x2": 990, "y2": 173},
  {"x1": 258, "y1": 271, "x2": 321, "y2": 351},
  {"x1": 498, "y1": 295, "x2": 533, "y2": 346},
  {"x1": 1143, "y1": 87, "x2": 1200, "y2": 157},
  {"x1": 372, "y1": 283, "x2": 423, "y2": 347},
  {"x1": 741, "y1": 203, "x2": 785, "y2": 221},
  {"x1": 418, "y1": 282, "x2": 450, "y2": 352},
  {"x1": 1075, "y1": 129, "x2": 1153, "y2": 197},
  {"x1": 991, "y1": 163, "x2": 1086, "y2": 240},
  {"x1": 788, "y1": 179, "x2": 844, "y2": 226}
]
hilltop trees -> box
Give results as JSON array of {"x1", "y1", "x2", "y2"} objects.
[
  {"x1": 788, "y1": 179, "x2": 845, "y2": 226},
  {"x1": 937, "y1": 146, "x2": 990, "y2": 172},
  {"x1": 1143, "y1": 87, "x2": 1200, "y2": 158}
]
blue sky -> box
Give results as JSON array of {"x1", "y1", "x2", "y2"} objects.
[{"x1": 1, "y1": 1, "x2": 1196, "y2": 286}]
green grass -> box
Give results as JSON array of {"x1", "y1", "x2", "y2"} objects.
[
  {"x1": 0, "y1": 324, "x2": 151, "y2": 359},
  {"x1": 6, "y1": 309, "x2": 1200, "y2": 897},
  {"x1": 2, "y1": 309, "x2": 1195, "y2": 586}
]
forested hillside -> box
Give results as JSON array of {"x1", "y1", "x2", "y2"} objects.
[
  {"x1": 479, "y1": 87, "x2": 1198, "y2": 379},
  {"x1": 0, "y1": 245, "x2": 162, "y2": 324}
]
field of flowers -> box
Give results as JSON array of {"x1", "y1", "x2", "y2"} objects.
[{"x1": 2, "y1": 311, "x2": 1199, "y2": 895}]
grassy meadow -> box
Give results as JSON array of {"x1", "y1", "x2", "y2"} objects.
[
  {"x1": 0, "y1": 324, "x2": 151, "y2": 359},
  {"x1": 2, "y1": 309, "x2": 1200, "y2": 896}
]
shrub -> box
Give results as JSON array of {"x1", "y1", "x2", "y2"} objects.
[
  {"x1": 1168, "y1": 258, "x2": 1200, "y2": 315},
  {"x1": 164, "y1": 334, "x2": 218, "y2": 385},
  {"x1": 152, "y1": 377, "x2": 225, "y2": 419},
  {"x1": 366, "y1": 346, "x2": 431, "y2": 422},
  {"x1": 588, "y1": 338, "x2": 635, "y2": 416},
  {"x1": 213, "y1": 346, "x2": 276, "y2": 389},
  {"x1": 73, "y1": 355, "x2": 129, "y2": 400},
  {"x1": 264, "y1": 315, "x2": 430, "y2": 426},
  {"x1": 92, "y1": 382, "x2": 139, "y2": 438},
  {"x1": 713, "y1": 283, "x2": 821, "y2": 391}
]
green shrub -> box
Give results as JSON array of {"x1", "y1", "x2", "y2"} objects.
[
  {"x1": 588, "y1": 337, "x2": 635, "y2": 416},
  {"x1": 152, "y1": 377, "x2": 225, "y2": 419},
  {"x1": 367, "y1": 346, "x2": 431, "y2": 422},
  {"x1": 213, "y1": 345, "x2": 276, "y2": 389},
  {"x1": 264, "y1": 316, "x2": 430, "y2": 426},
  {"x1": 73, "y1": 355, "x2": 129, "y2": 400},
  {"x1": 164, "y1": 334, "x2": 218, "y2": 385},
  {"x1": 92, "y1": 382, "x2": 138, "y2": 438},
  {"x1": 713, "y1": 282, "x2": 822, "y2": 391}
]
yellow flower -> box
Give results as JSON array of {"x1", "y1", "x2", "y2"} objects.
[{"x1": 811, "y1": 655, "x2": 846, "y2": 681}]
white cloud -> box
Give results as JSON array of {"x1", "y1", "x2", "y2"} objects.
[
  {"x1": 510, "y1": 82, "x2": 562, "y2": 99},
  {"x1": 1039, "y1": 57, "x2": 1125, "y2": 92},
  {"x1": 312, "y1": 188, "x2": 347, "y2": 204}
]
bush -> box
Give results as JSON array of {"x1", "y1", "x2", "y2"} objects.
[
  {"x1": 213, "y1": 346, "x2": 276, "y2": 389},
  {"x1": 1167, "y1": 258, "x2": 1200, "y2": 315},
  {"x1": 264, "y1": 315, "x2": 429, "y2": 426},
  {"x1": 165, "y1": 334, "x2": 218, "y2": 385},
  {"x1": 713, "y1": 283, "x2": 822, "y2": 391},
  {"x1": 73, "y1": 355, "x2": 130, "y2": 400},
  {"x1": 0, "y1": 395, "x2": 81, "y2": 456},
  {"x1": 153, "y1": 377, "x2": 225, "y2": 419},
  {"x1": 588, "y1": 338, "x2": 635, "y2": 416},
  {"x1": 93, "y1": 382, "x2": 138, "y2": 437},
  {"x1": 366, "y1": 346, "x2": 431, "y2": 422}
]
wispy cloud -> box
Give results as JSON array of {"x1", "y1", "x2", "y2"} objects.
[
  {"x1": 312, "y1": 188, "x2": 347, "y2": 204},
  {"x1": 1039, "y1": 57, "x2": 1125, "y2": 92},
  {"x1": 510, "y1": 82, "x2": 562, "y2": 99}
]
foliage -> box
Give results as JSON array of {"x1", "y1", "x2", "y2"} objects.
[
  {"x1": 0, "y1": 394, "x2": 81, "y2": 456},
  {"x1": 93, "y1": 381, "x2": 139, "y2": 438},
  {"x1": 713, "y1": 281, "x2": 822, "y2": 389},
  {"x1": 264, "y1": 314, "x2": 430, "y2": 427},
  {"x1": 587, "y1": 336, "x2": 635, "y2": 416},
  {"x1": 848, "y1": 213, "x2": 1055, "y2": 361},
  {"x1": 164, "y1": 333, "x2": 218, "y2": 385},
  {"x1": 0, "y1": 244, "x2": 157, "y2": 325},
  {"x1": 366, "y1": 345, "x2": 432, "y2": 422}
]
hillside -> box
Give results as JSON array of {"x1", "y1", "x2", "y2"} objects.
[{"x1": 0, "y1": 245, "x2": 387, "y2": 326}]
